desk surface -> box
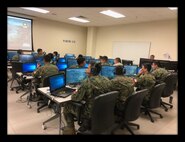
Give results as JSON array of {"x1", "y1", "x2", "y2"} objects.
[{"x1": 38, "y1": 87, "x2": 72, "y2": 103}]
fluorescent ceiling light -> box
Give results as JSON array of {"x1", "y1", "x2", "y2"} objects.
[
  {"x1": 21, "y1": 7, "x2": 49, "y2": 14},
  {"x1": 168, "y1": 7, "x2": 178, "y2": 10},
  {"x1": 100, "y1": 10, "x2": 125, "y2": 18},
  {"x1": 68, "y1": 17, "x2": 90, "y2": 23}
]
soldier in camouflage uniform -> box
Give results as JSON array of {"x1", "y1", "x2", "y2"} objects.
[
  {"x1": 32, "y1": 54, "x2": 59, "y2": 85},
  {"x1": 69, "y1": 57, "x2": 86, "y2": 68},
  {"x1": 134, "y1": 63, "x2": 156, "y2": 104},
  {"x1": 111, "y1": 66, "x2": 134, "y2": 113},
  {"x1": 12, "y1": 49, "x2": 23, "y2": 61},
  {"x1": 63, "y1": 62, "x2": 113, "y2": 135},
  {"x1": 151, "y1": 61, "x2": 169, "y2": 83},
  {"x1": 100, "y1": 56, "x2": 110, "y2": 66}
]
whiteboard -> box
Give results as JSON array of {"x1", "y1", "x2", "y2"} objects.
[{"x1": 113, "y1": 41, "x2": 151, "y2": 65}]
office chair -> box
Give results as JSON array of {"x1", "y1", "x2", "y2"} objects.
[
  {"x1": 9, "y1": 62, "x2": 23, "y2": 91},
  {"x1": 141, "y1": 83, "x2": 166, "y2": 123},
  {"x1": 77, "y1": 91, "x2": 119, "y2": 135},
  {"x1": 116, "y1": 89, "x2": 148, "y2": 135},
  {"x1": 37, "y1": 76, "x2": 50, "y2": 113},
  {"x1": 161, "y1": 73, "x2": 178, "y2": 111}
]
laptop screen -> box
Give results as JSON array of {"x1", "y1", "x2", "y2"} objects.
[
  {"x1": 66, "y1": 68, "x2": 87, "y2": 85},
  {"x1": 22, "y1": 62, "x2": 37, "y2": 73},
  {"x1": 57, "y1": 63, "x2": 67, "y2": 71},
  {"x1": 67, "y1": 59, "x2": 77, "y2": 68},
  {"x1": 58, "y1": 58, "x2": 66, "y2": 63},
  {"x1": 49, "y1": 74, "x2": 65, "y2": 92},
  {"x1": 101, "y1": 66, "x2": 116, "y2": 79},
  {"x1": 124, "y1": 65, "x2": 138, "y2": 76}
]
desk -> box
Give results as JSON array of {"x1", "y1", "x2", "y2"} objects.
[{"x1": 37, "y1": 87, "x2": 72, "y2": 135}]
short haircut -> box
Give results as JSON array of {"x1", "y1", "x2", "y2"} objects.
[
  {"x1": 37, "y1": 48, "x2": 42, "y2": 53},
  {"x1": 115, "y1": 66, "x2": 124, "y2": 75},
  {"x1": 17, "y1": 49, "x2": 22, "y2": 54},
  {"x1": 152, "y1": 61, "x2": 160, "y2": 67},
  {"x1": 102, "y1": 56, "x2": 108, "y2": 61},
  {"x1": 44, "y1": 55, "x2": 51, "y2": 62},
  {"x1": 150, "y1": 55, "x2": 155, "y2": 58},
  {"x1": 90, "y1": 62, "x2": 102, "y2": 75},
  {"x1": 142, "y1": 63, "x2": 151, "y2": 72},
  {"x1": 48, "y1": 53, "x2": 54, "y2": 59},
  {"x1": 115, "y1": 57, "x2": 121, "y2": 63},
  {"x1": 53, "y1": 51, "x2": 58, "y2": 56},
  {"x1": 77, "y1": 57, "x2": 85, "y2": 65},
  {"x1": 78, "y1": 54, "x2": 83, "y2": 58}
]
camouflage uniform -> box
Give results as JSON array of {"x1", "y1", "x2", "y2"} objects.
[
  {"x1": 32, "y1": 63, "x2": 59, "y2": 85},
  {"x1": 63, "y1": 75, "x2": 113, "y2": 130},
  {"x1": 69, "y1": 65, "x2": 84, "y2": 68},
  {"x1": 151, "y1": 67, "x2": 169, "y2": 83},
  {"x1": 12, "y1": 54, "x2": 19, "y2": 60},
  {"x1": 101, "y1": 62, "x2": 110, "y2": 66},
  {"x1": 111, "y1": 75, "x2": 134, "y2": 111},
  {"x1": 135, "y1": 73, "x2": 156, "y2": 102}
]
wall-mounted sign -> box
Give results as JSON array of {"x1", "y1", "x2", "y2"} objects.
[{"x1": 63, "y1": 40, "x2": 76, "y2": 43}]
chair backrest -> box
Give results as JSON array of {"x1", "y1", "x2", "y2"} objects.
[
  {"x1": 149, "y1": 83, "x2": 166, "y2": 108},
  {"x1": 123, "y1": 89, "x2": 148, "y2": 121},
  {"x1": 162, "y1": 73, "x2": 177, "y2": 97},
  {"x1": 91, "y1": 91, "x2": 118, "y2": 134},
  {"x1": 11, "y1": 62, "x2": 22, "y2": 78}
]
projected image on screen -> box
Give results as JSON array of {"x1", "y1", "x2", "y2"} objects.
[{"x1": 8, "y1": 16, "x2": 32, "y2": 51}]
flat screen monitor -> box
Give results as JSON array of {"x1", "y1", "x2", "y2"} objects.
[
  {"x1": 169, "y1": 61, "x2": 178, "y2": 71},
  {"x1": 84, "y1": 63, "x2": 89, "y2": 68},
  {"x1": 67, "y1": 59, "x2": 77, "y2": 68},
  {"x1": 7, "y1": 51, "x2": 17, "y2": 60},
  {"x1": 124, "y1": 65, "x2": 138, "y2": 76},
  {"x1": 122, "y1": 59, "x2": 133, "y2": 66},
  {"x1": 58, "y1": 58, "x2": 66, "y2": 63},
  {"x1": 158, "y1": 60, "x2": 170, "y2": 70},
  {"x1": 139, "y1": 58, "x2": 153, "y2": 67},
  {"x1": 22, "y1": 62, "x2": 37, "y2": 73},
  {"x1": 19, "y1": 54, "x2": 35, "y2": 63},
  {"x1": 101, "y1": 66, "x2": 116, "y2": 79},
  {"x1": 108, "y1": 59, "x2": 114, "y2": 65},
  {"x1": 57, "y1": 63, "x2": 67, "y2": 71},
  {"x1": 49, "y1": 74, "x2": 65, "y2": 92},
  {"x1": 66, "y1": 68, "x2": 87, "y2": 85}
]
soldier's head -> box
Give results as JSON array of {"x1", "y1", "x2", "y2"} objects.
[
  {"x1": 115, "y1": 66, "x2": 124, "y2": 76},
  {"x1": 53, "y1": 51, "x2": 58, "y2": 56},
  {"x1": 86, "y1": 62, "x2": 101, "y2": 76},
  {"x1": 114, "y1": 57, "x2": 121, "y2": 64},
  {"x1": 17, "y1": 49, "x2": 23, "y2": 55},
  {"x1": 152, "y1": 61, "x2": 160, "y2": 70},
  {"x1": 100, "y1": 56, "x2": 108, "y2": 64},
  {"x1": 44, "y1": 55, "x2": 51, "y2": 64},
  {"x1": 142, "y1": 63, "x2": 151, "y2": 73},
  {"x1": 77, "y1": 57, "x2": 86, "y2": 67},
  {"x1": 37, "y1": 48, "x2": 43, "y2": 55},
  {"x1": 150, "y1": 55, "x2": 155, "y2": 60}
]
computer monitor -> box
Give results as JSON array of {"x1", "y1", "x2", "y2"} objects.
[
  {"x1": 139, "y1": 58, "x2": 153, "y2": 67},
  {"x1": 19, "y1": 54, "x2": 35, "y2": 63},
  {"x1": 65, "y1": 53, "x2": 75, "y2": 57},
  {"x1": 57, "y1": 63, "x2": 67, "y2": 71},
  {"x1": 67, "y1": 59, "x2": 77, "y2": 68},
  {"x1": 94, "y1": 59, "x2": 100, "y2": 63},
  {"x1": 7, "y1": 51, "x2": 17, "y2": 60},
  {"x1": 84, "y1": 56, "x2": 92, "y2": 64},
  {"x1": 108, "y1": 59, "x2": 114, "y2": 65},
  {"x1": 58, "y1": 58, "x2": 66, "y2": 63},
  {"x1": 122, "y1": 59, "x2": 133, "y2": 66},
  {"x1": 49, "y1": 74, "x2": 65, "y2": 92},
  {"x1": 22, "y1": 62, "x2": 37, "y2": 73},
  {"x1": 169, "y1": 61, "x2": 178, "y2": 71},
  {"x1": 84, "y1": 63, "x2": 89, "y2": 68},
  {"x1": 66, "y1": 68, "x2": 87, "y2": 85},
  {"x1": 124, "y1": 65, "x2": 138, "y2": 76},
  {"x1": 158, "y1": 60, "x2": 170, "y2": 70},
  {"x1": 101, "y1": 66, "x2": 116, "y2": 79}
]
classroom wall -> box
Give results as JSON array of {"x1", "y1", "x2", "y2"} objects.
[
  {"x1": 33, "y1": 18, "x2": 87, "y2": 57},
  {"x1": 95, "y1": 19, "x2": 177, "y2": 61}
]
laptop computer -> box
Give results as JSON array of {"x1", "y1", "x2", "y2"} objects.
[{"x1": 49, "y1": 74, "x2": 75, "y2": 98}]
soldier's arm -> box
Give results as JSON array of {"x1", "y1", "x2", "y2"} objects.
[{"x1": 32, "y1": 67, "x2": 42, "y2": 77}]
